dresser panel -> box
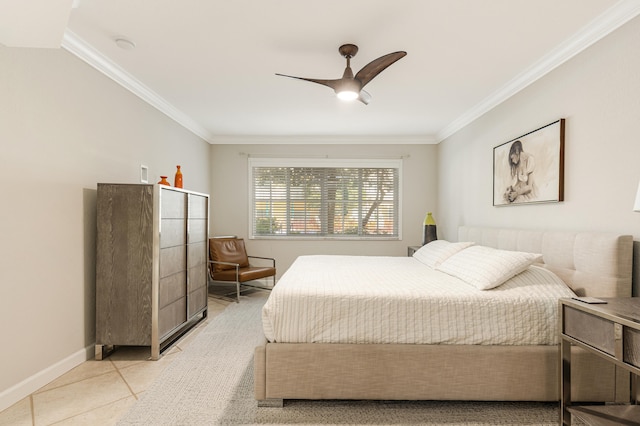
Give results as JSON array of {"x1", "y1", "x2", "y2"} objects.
[
  {"x1": 159, "y1": 272, "x2": 187, "y2": 308},
  {"x1": 159, "y1": 298, "x2": 187, "y2": 338},
  {"x1": 160, "y1": 245, "x2": 187, "y2": 278},
  {"x1": 188, "y1": 264, "x2": 207, "y2": 293},
  {"x1": 160, "y1": 218, "x2": 186, "y2": 248},
  {"x1": 189, "y1": 194, "x2": 208, "y2": 218},
  {"x1": 563, "y1": 306, "x2": 616, "y2": 356},
  {"x1": 623, "y1": 327, "x2": 640, "y2": 368},
  {"x1": 188, "y1": 286, "x2": 208, "y2": 317},
  {"x1": 188, "y1": 219, "x2": 207, "y2": 243},
  {"x1": 188, "y1": 241, "x2": 207, "y2": 268},
  {"x1": 161, "y1": 190, "x2": 186, "y2": 218},
  {"x1": 96, "y1": 184, "x2": 154, "y2": 345}
]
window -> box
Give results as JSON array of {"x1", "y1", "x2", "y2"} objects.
[{"x1": 249, "y1": 158, "x2": 401, "y2": 239}]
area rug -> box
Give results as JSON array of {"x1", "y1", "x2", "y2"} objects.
[{"x1": 117, "y1": 293, "x2": 560, "y2": 425}]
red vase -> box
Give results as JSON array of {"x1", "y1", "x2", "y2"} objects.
[
  {"x1": 174, "y1": 165, "x2": 183, "y2": 188},
  {"x1": 158, "y1": 176, "x2": 170, "y2": 186}
]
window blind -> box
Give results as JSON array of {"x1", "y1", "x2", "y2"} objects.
[{"x1": 250, "y1": 159, "x2": 400, "y2": 239}]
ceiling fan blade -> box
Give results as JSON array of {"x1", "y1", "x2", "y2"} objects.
[
  {"x1": 358, "y1": 90, "x2": 371, "y2": 105},
  {"x1": 277, "y1": 46, "x2": 406, "y2": 104},
  {"x1": 275, "y1": 73, "x2": 341, "y2": 91},
  {"x1": 355, "y1": 51, "x2": 407, "y2": 88}
]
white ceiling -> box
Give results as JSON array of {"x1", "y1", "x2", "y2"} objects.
[{"x1": 4, "y1": 1, "x2": 640, "y2": 143}]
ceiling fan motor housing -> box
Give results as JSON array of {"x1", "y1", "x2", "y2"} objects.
[{"x1": 339, "y1": 44, "x2": 359, "y2": 58}]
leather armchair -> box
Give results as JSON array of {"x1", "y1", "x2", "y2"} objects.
[{"x1": 208, "y1": 237, "x2": 276, "y2": 302}]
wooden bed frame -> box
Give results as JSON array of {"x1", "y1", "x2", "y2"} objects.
[{"x1": 254, "y1": 226, "x2": 634, "y2": 406}]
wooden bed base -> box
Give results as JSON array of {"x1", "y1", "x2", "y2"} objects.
[{"x1": 255, "y1": 226, "x2": 634, "y2": 404}]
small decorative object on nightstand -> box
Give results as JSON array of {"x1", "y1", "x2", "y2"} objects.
[
  {"x1": 422, "y1": 212, "x2": 437, "y2": 245},
  {"x1": 559, "y1": 297, "x2": 640, "y2": 425}
]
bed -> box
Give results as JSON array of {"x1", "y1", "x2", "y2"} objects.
[{"x1": 254, "y1": 226, "x2": 633, "y2": 406}]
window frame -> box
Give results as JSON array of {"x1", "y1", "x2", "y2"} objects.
[{"x1": 248, "y1": 157, "x2": 403, "y2": 240}]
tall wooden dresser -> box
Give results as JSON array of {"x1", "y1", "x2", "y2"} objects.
[{"x1": 95, "y1": 183, "x2": 209, "y2": 360}]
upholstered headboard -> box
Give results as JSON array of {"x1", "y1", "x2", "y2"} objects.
[{"x1": 458, "y1": 226, "x2": 633, "y2": 298}]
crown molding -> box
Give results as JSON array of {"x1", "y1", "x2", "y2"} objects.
[
  {"x1": 60, "y1": 1, "x2": 640, "y2": 146},
  {"x1": 61, "y1": 29, "x2": 215, "y2": 143},
  {"x1": 436, "y1": 0, "x2": 640, "y2": 142},
  {"x1": 209, "y1": 135, "x2": 437, "y2": 145}
]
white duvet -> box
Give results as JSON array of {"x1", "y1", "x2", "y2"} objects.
[{"x1": 262, "y1": 255, "x2": 576, "y2": 345}]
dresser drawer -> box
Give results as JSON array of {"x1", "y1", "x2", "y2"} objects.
[
  {"x1": 160, "y1": 218, "x2": 186, "y2": 248},
  {"x1": 623, "y1": 327, "x2": 640, "y2": 368},
  {"x1": 188, "y1": 194, "x2": 208, "y2": 219},
  {"x1": 563, "y1": 306, "x2": 616, "y2": 356}
]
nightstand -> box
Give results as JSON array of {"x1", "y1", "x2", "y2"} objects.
[
  {"x1": 559, "y1": 297, "x2": 640, "y2": 425},
  {"x1": 407, "y1": 245, "x2": 421, "y2": 256}
]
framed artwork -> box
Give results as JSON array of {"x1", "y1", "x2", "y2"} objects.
[{"x1": 493, "y1": 119, "x2": 565, "y2": 206}]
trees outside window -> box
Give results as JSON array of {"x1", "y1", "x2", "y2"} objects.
[{"x1": 250, "y1": 158, "x2": 401, "y2": 240}]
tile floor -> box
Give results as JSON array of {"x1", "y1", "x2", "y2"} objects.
[{"x1": 0, "y1": 294, "x2": 236, "y2": 426}]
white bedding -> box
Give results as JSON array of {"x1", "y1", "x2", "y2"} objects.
[{"x1": 261, "y1": 255, "x2": 576, "y2": 345}]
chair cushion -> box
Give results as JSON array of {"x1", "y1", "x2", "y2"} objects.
[
  {"x1": 212, "y1": 266, "x2": 276, "y2": 282},
  {"x1": 209, "y1": 238, "x2": 250, "y2": 272}
]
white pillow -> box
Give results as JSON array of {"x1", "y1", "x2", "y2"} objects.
[
  {"x1": 412, "y1": 240, "x2": 475, "y2": 269},
  {"x1": 435, "y1": 245, "x2": 543, "y2": 290}
]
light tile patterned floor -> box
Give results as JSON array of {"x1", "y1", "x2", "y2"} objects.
[{"x1": 0, "y1": 295, "x2": 233, "y2": 426}]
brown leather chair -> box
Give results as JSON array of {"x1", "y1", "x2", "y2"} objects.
[{"x1": 208, "y1": 237, "x2": 276, "y2": 302}]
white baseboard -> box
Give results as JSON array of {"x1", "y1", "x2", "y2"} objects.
[{"x1": 0, "y1": 344, "x2": 94, "y2": 412}]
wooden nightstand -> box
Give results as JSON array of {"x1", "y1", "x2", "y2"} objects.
[
  {"x1": 560, "y1": 297, "x2": 640, "y2": 425},
  {"x1": 407, "y1": 245, "x2": 421, "y2": 256}
]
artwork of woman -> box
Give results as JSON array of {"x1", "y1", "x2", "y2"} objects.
[
  {"x1": 493, "y1": 119, "x2": 563, "y2": 206},
  {"x1": 503, "y1": 140, "x2": 537, "y2": 203}
]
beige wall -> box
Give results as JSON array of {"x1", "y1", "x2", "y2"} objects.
[
  {"x1": 438, "y1": 15, "x2": 640, "y2": 243},
  {"x1": 4, "y1": 10, "x2": 640, "y2": 414},
  {"x1": 209, "y1": 143, "x2": 438, "y2": 276},
  {"x1": 0, "y1": 46, "x2": 210, "y2": 410}
]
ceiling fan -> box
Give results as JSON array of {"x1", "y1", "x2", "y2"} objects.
[{"x1": 276, "y1": 44, "x2": 407, "y2": 105}]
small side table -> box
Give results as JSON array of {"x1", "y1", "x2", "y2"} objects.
[
  {"x1": 407, "y1": 245, "x2": 421, "y2": 256},
  {"x1": 559, "y1": 297, "x2": 640, "y2": 425}
]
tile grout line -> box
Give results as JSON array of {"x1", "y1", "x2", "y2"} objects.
[
  {"x1": 30, "y1": 369, "x2": 131, "y2": 425},
  {"x1": 29, "y1": 395, "x2": 34, "y2": 426},
  {"x1": 33, "y1": 369, "x2": 119, "y2": 395},
  {"x1": 2, "y1": 296, "x2": 229, "y2": 425},
  {"x1": 48, "y1": 395, "x2": 135, "y2": 425},
  {"x1": 109, "y1": 358, "x2": 139, "y2": 401}
]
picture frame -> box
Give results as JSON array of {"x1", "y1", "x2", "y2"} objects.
[{"x1": 493, "y1": 119, "x2": 565, "y2": 206}]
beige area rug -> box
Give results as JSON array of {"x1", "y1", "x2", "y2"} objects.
[{"x1": 117, "y1": 293, "x2": 559, "y2": 425}]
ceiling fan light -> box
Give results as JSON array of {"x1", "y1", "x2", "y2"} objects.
[
  {"x1": 335, "y1": 78, "x2": 361, "y2": 101},
  {"x1": 336, "y1": 90, "x2": 359, "y2": 101}
]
